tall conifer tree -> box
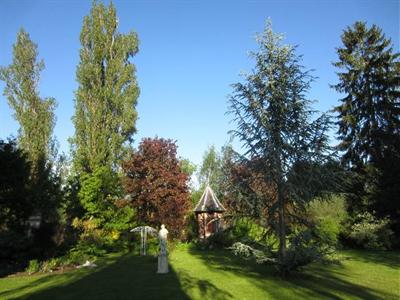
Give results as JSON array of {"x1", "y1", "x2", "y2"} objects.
[
  {"x1": 333, "y1": 22, "x2": 400, "y2": 235},
  {"x1": 333, "y1": 22, "x2": 399, "y2": 168},
  {"x1": 229, "y1": 22, "x2": 332, "y2": 272}
]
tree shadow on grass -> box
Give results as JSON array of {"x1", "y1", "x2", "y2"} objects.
[
  {"x1": 4, "y1": 253, "x2": 190, "y2": 300},
  {"x1": 178, "y1": 270, "x2": 233, "y2": 300},
  {"x1": 188, "y1": 247, "x2": 398, "y2": 300}
]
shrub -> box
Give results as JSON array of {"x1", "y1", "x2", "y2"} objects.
[
  {"x1": 200, "y1": 218, "x2": 268, "y2": 249},
  {"x1": 40, "y1": 258, "x2": 60, "y2": 272},
  {"x1": 229, "y1": 242, "x2": 275, "y2": 264},
  {"x1": 307, "y1": 194, "x2": 348, "y2": 247},
  {"x1": 349, "y1": 212, "x2": 393, "y2": 250},
  {"x1": 26, "y1": 259, "x2": 40, "y2": 274},
  {"x1": 282, "y1": 229, "x2": 323, "y2": 272}
]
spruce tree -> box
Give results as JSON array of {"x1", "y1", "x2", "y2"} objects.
[
  {"x1": 333, "y1": 21, "x2": 400, "y2": 169},
  {"x1": 333, "y1": 22, "x2": 400, "y2": 237},
  {"x1": 71, "y1": 1, "x2": 140, "y2": 174}
]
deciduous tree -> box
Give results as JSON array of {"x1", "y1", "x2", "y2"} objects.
[
  {"x1": 71, "y1": 1, "x2": 140, "y2": 174},
  {"x1": 0, "y1": 29, "x2": 56, "y2": 170},
  {"x1": 123, "y1": 138, "x2": 190, "y2": 237}
]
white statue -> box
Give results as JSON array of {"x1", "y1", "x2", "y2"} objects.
[{"x1": 157, "y1": 224, "x2": 169, "y2": 274}]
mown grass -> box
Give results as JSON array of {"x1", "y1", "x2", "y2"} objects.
[{"x1": 0, "y1": 245, "x2": 398, "y2": 299}]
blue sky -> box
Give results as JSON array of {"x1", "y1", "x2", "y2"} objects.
[{"x1": 0, "y1": 0, "x2": 398, "y2": 166}]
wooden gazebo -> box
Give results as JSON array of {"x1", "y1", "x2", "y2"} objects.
[{"x1": 194, "y1": 185, "x2": 226, "y2": 239}]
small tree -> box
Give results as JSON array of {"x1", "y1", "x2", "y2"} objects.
[
  {"x1": 123, "y1": 138, "x2": 190, "y2": 237},
  {"x1": 228, "y1": 21, "x2": 332, "y2": 273}
]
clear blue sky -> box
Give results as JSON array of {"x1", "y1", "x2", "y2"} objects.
[{"x1": 0, "y1": 0, "x2": 398, "y2": 166}]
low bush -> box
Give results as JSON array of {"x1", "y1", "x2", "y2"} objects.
[
  {"x1": 199, "y1": 218, "x2": 269, "y2": 249},
  {"x1": 228, "y1": 242, "x2": 276, "y2": 264},
  {"x1": 307, "y1": 194, "x2": 348, "y2": 248},
  {"x1": 349, "y1": 212, "x2": 393, "y2": 250},
  {"x1": 26, "y1": 259, "x2": 40, "y2": 274}
]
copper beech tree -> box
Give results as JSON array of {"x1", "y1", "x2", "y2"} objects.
[{"x1": 122, "y1": 138, "x2": 190, "y2": 237}]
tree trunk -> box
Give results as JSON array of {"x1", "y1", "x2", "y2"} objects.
[{"x1": 277, "y1": 180, "x2": 287, "y2": 275}]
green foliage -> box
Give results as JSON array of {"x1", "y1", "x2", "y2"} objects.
[
  {"x1": 229, "y1": 242, "x2": 275, "y2": 264},
  {"x1": 349, "y1": 212, "x2": 393, "y2": 250},
  {"x1": 307, "y1": 195, "x2": 348, "y2": 247},
  {"x1": 26, "y1": 260, "x2": 40, "y2": 275},
  {"x1": 228, "y1": 20, "x2": 333, "y2": 270},
  {"x1": 40, "y1": 258, "x2": 60, "y2": 273},
  {"x1": 0, "y1": 28, "x2": 56, "y2": 170},
  {"x1": 282, "y1": 229, "x2": 323, "y2": 272},
  {"x1": 333, "y1": 21, "x2": 399, "y2": 169},
  {"x1": 71, "y1": 1, "x2": 140, "y2": 173},
  {"x1": 78, "y1": 166, "x2": 120, "y2": 218},
  {"x1": 0, "y1": 139, "x2": 32, "y2": 232},
  {"x1": 184, "y1": 212, "x2": 198, "y2": 242},
  {"x1": 333, "y1": 21, "x2": 400, "y2": 242},
  {"x1": 180, "y1": 158, "x2": 197, "y2": 178},
  {"x1": 201, "y1": 218, "x2": 269, "y2": 250},
  {"x1": 197, "y1": 145, "x2": 223, "y2": 197}
]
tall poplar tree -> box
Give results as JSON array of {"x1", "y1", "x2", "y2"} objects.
[
  {"x1": 229, "y1": 22, "x2": 332, "y2": 272},
  {"x1": 71, "y1": 1, "x2": 140, "y2": 174},
  {"x1": 0, "y1": 28, "x2": 56, "y2": 170},
  {"x1": 0, "y1": 29, "x2": 60, "y2": 229}
]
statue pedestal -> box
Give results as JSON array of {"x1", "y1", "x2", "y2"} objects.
[{"x1": 157, "y1": 253, "x2": 168, "y2": 274}]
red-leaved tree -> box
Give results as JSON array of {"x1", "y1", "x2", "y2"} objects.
[{"x1": 122, "y1": 138, "x2": 190, "y2": 237}]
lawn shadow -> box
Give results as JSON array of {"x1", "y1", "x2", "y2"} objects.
[
  {"x1": 178, "y1": 270, "x2": 233, "y2": 300},
  {"x1": 188, "y1": 247, "x2": 397, "y2": 300},
  {"x1": 6, "y1": 253, "x2": 190, "y2": 300}
]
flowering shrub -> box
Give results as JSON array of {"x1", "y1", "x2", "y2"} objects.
[{"x1": 349, "y1": 212, "x2": 393, "y2": 250}]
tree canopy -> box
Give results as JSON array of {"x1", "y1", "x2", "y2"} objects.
[
  {"x1": 0, "y1": 28, "x2": 56, "y2": 170},
  {"x1": 123, "y1": 138, "x2": 191, "y2": 237}
]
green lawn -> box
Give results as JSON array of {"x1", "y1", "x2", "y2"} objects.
[{"x1": 0, "y1": 245, "x2": 399, "y2": 299}]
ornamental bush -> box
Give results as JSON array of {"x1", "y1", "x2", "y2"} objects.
[{"x1": 349, "y1": 212, "x2": 393, "y2": 250}]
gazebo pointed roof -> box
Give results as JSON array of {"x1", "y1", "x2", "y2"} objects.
[{"x1": 194, "y1": 185, "x2": 226, "y2": 213}]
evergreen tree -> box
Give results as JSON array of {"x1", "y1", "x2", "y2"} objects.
[
  {"x1": 333, "y1": 22, "x2": 400, "y2": 238},
  {"x1": 229, "y1": 21, "x2": 332, "y2": 272},
  {"x1": 333, "y1": 21, "x2": 400, "y2": 169},
  {"x1": 0, "y1": 28, "x2": 56, "y2": 170},
  {"x1": 71, "y1": 1, "x2": 140, "y2": 174}
]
